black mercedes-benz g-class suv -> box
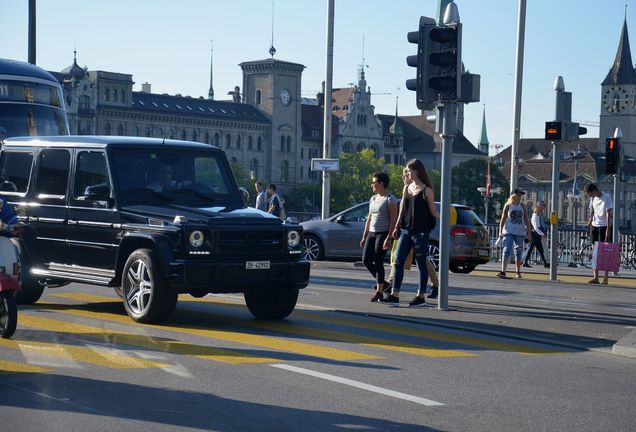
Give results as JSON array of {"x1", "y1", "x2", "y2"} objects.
[{"x1": 0, "y1": 136, "x2": 309, "y2": 323}]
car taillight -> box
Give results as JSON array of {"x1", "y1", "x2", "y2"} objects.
[{"x1": 450, "y1": 227, "x2": 474, "y2": 236}]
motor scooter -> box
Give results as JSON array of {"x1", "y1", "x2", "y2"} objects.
[{"x1": 0, "y1": 231, "x2": 20, "y2": 338}]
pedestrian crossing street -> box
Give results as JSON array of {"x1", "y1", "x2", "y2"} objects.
[{"x1": 0, "y1": 291, "x2": 568, "y2": 375}]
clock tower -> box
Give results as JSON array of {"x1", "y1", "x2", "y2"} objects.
[
  {"x1": 600, "y1": 19, "x2": 636, "y2": 158},
  {"x1": 240, "y1": 58, "x2": 305, "y2": 190}
]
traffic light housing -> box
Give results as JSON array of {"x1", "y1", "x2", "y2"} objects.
[
  {"x1": 405, "y1": 16, "x2": 437, "y2": 110},
  {"x1": 605, "y1": 137, "x2": 619, "y2": 175},
  {"x1": 545, "y1": 121, "x2": 562, "y2": 141},
  {"x1": 427, "y1": 23, "x2": 462, "y2": 100}
]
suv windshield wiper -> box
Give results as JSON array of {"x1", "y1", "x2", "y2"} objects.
[{"x1": 121, "y1": 187, "x2": 173, "y2": 202}]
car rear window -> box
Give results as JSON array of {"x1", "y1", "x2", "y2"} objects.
[{"x1": 455, "y1": 208, "x2": 484, "y2": 226}]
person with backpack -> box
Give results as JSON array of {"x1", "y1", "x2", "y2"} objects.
[
  {"x1": 267, "y1": 184, "x2": 285, "y2": 220},
  {"x1": 384, "y1": 159, "x2": 439, "y2": 306}
]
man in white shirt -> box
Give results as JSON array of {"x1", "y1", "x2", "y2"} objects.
[{"x1": 585, "y1": 183, "x2": 613, "y2": 284}]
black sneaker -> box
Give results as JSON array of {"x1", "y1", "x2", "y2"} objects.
[
  {"x1": 381, "y1": 295, "x2": 399, "y2": 304},
  {"x1": 522, "y1": 263, "x2": 531, "y2": 268},
  {"x1": 427, "y1": 287, "x2": 438, "y2": 299},
  {"x1": 408, "y1": 296, "x2": 426, "y2": 307}
]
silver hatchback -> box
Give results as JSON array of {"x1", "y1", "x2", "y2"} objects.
[{"x1": 301, "y1": 202, "x2": 490, "y2": 273}]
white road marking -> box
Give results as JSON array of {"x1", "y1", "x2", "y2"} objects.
[{"x1": 270, "y1": 364, "x2": 444, "y2": 407}]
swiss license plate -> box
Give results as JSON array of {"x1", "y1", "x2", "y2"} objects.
[
  {"x1": 246, "y1": 261, "x2": 270, "y2": 270},
  {"x1": 478, "y1": 249, "x2": 489, "y2": 257}
]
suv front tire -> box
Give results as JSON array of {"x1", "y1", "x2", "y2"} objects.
[
  {"x1": 244, "y1": 285, "x2": 299, "y2": 319},
  {"x1": 122, "y1": 249, "x2": 178, "y2": 323}
]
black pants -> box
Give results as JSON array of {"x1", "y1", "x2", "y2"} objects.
[
  {"x1": 362, "y1": 232, "x2": 389, "y2": 287},
  {"x1": 523, "y1": 231, "x2": 547, "y2": 265},
  {"x1": 591, "y1": 226, "x2": 611, "y2": 243}
]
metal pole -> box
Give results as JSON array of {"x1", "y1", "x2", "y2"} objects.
[
  {"x1": 484, "y1": 195, "x2": 489, "y2": 225},
  {"x1": 321, "y1": 0, "x2": 335, "y2": 220},
  {"x1": 613, "y1": 174, "x2": 619, "y2": 244},
  {"x1": 509, "y1": 0, "x2": 527, "y2": 192},
  {"x1": 28, "y1": 0, "x2": 36, "y2": 64},
  {"x1": 549, "y1": 142, "x2": 559, "y2": 280},
  {"x1": 438, "y1": 102, "x2": 456, "y2": 311}
]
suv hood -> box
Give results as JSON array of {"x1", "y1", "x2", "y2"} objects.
[{"x1": 121, "y1": 204, "x2": 282, "y2": 225}]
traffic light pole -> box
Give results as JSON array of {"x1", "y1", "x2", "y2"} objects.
[
  {"x1": 549, "y1": 76, "x2": 565, "y2": 282},
  {"x1": 438, "y1": 101, "x2": 457, "y2": 311}
]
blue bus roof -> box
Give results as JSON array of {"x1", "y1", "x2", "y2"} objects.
[{"x1": 0, "y1": 58, "x2": 60, "y2": 84}]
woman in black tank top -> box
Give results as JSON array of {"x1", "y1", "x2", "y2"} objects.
[{"x1": 383, "y1": 159, "x2": 439, "y2": 307}]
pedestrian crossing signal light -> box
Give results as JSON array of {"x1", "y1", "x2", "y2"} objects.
[
  {"x1": 545, "y1": 121, "x2": 562, "y2": 141},
  {"x1": 605, "y1": 137, "x2": 619, "y2": 175}
]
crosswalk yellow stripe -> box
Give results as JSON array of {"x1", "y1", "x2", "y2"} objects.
[
  {"x1": 0, "y1": 358, "x2": 51, "y2": 374},
  {"x1": 187, "y1": 297, "x2": 565, "y2": 355},
  {"x1": 40, "y1": 294, "x2": 382, "y2": 362},
  {"x1": 19, "y1": 313, "x2": 277, "y2": 365},
  {"x1": 0, "y1": 337, "x2": 168, "y2": 369}
]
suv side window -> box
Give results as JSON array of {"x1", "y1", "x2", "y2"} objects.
[
  {"x1": 36, "y1": 149, "x2": 71, "y2": 198},
  {"x1": 0, "y1": 151, "x2": 34, "y2": 193},
  {"x1": 74, "y1": 151, "x2": 109, "y2": 199}
]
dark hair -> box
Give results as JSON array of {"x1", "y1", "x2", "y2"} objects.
[
  {"x1": 585, "y1": 183, "x2": 598, "y2": 193},
  {"x1": 268, "y1": 183, "x2": 277, "y2": 191},
  {"x1": 255, "y1": 181, "x2": 263, "y2": 187},
  {"x1": 406, "y1": 159, "x2": 432, "y2": 188},
  {"x1": 373, "y1": 172, "x2": 389, "y2": 188}
]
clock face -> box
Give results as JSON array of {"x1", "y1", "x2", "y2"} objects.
[
  {"x1": 603, "y1": 86, "x2": 632, "y2": 113},
  {"x1": 280, "y1": 89, "x2": 291, "y2": 106}
]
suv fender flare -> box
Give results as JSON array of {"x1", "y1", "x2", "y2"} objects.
[{"x1": 115, "y1": 233, "x2": 174, "y2": 285}]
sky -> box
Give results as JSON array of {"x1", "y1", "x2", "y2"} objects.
[{"x1": 1, "y1": 0, "x2": 633, "y2": 155}]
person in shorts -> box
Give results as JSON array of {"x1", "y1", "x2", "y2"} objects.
[{"x1": 585, "y1": 183, "x2": 613, "y2": 284}]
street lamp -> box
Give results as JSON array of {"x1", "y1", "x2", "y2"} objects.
[
  {"x1": 567, "y1": 145, "x2": 585, "y2": 230},
  {"x1": 477, "y1": 186, "x2": 502, "y2": 224}
]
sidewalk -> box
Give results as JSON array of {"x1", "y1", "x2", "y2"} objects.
[
  {"x1": 315, "y1": 260, "x2": 636, "y2": 359},
  {"x1": 473, "y1": 261, "x2": 636, "y2": 289}
]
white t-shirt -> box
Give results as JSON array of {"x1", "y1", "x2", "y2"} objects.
[{"x1": 589, "y1": 192, "x2": 613, "y2": 227}]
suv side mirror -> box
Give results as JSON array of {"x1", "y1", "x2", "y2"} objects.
[
  {"x1": 84, "y1": 184, "x2": 110, "y2": 201},
  {"x1": 335, "y1": 215, "x2": 345, "y2": 224}
]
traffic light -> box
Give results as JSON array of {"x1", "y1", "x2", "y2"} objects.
[
  {"x1": 427, "y1": 23, "x2": 462, "y2": 100},
  {"x1": 605, "y1": 137, "x2": 619, "y2": 175},
  {"x1": 545, "y1": 121, "x2": 562, "y2": 141},
  {"x1": 563, "y1": 122, "x2": 588, "y2": 141},
  {"x1": 405, "y1": 16, "x2": 437, "y2": 110}
]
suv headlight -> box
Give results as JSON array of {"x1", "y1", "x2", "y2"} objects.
[
  {"x1": 189, "y1": 230, "x2": 205, "y2": 248},
  {"x1": 287, "y1": 230, "x2": 300, "y2": 247}
]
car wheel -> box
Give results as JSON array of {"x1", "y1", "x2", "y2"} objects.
[
  {"x1": 427, "y1": 242, "x2": 440, "y2": 271},
  {"x1": 302, "y1": 235, "x2": 324, "y2": 261},
  {"x1": 11, "y1": 239, "x2": 45, "y2": 305},
  {"x1": 244, "y1": 285, "x2": 299, "y2": 319},
  {"x1": 0, "y1": 291, "x2": 17, "y2": 339},
  {"x1": 121, "y1": 248, "x2": 177, "y2": 323},
  {"x1": 449, "y1": 263, "x2": 477, "y2": 274}
]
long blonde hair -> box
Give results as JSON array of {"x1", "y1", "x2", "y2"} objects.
[{"x1": 504, "y1": 193, "x2": 521, "y2": 206}]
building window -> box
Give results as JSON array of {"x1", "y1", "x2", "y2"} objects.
[
  {"x1": 257, "y1": 137, "x2": 262, "y2": 151},
  {"x1": 280, "y1": 136, "x2": 285, "y2": 152},
  {"x1": 112, "y1": 89, "x2": 117, "y2": 102},
  {"x1": 286, "y1": 136, "x2": 291, "y2": 152},
  {"x1": 104, "y1": 123, "x2": 111, "y2": 135},
  {"x1": 214, "y1": 133, "x2": 220, "y2": 146},
  {"x1": 104, "y1": 88, "x2": 110, "y2": 102},
  {"x1": 256, "y1": 90, "x2": 261, "y2": 105},
  {"x1": 205, "y1": 132, "x2": 210, "y2": 144},
  {"x1": 120, "y1": 89, "x2": 126, "y2": 103},
  {"x1": 300, "y1": 166, "x2": 304, "y2": 179},
  {"x1": 192, "y1": 131, "x2": 198, "y2": 142},
  {"x1": 236, "y1": 135, "x2": 241, "y2": 149},
  {"x1": 280, "y1": 160, "x2": 289, "y2": 183},
  {"x1": 343, "y1": 142, "x2": 352, "y2": 153},
  {"x1": 226, "y1": 134, "x2": 231, "y2": 149},
  {"x1": 250, "y1": 159, "x2": 258, "y2": 180},
  {"x1": 117, "y1": 124, "x2": 125, "y2": 136},
  {"x1": 79, "y1": 95, "x2": 90, "y2": 110},
  {"x1": 181, "y1": 130, "x2": 186, "y2": 140},
  {"x1": 301, "y1": 147, "x2": 304, "y2": 159},
  {"x1": 248, "y1": 136, "x2": 253, "y2": 150},
  {"x1": 370, "y1": 144, "x2": 377, "y2": 155},
  {"x1": 385, "y1": 154, "x2": 391, "y2": 164},
  {"x1": 357, "y1": 142, "x2": 365, "y2": 152}
]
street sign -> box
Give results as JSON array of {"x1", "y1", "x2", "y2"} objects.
[{"x1": 311, "y1": 158, "x2": 339, "y2": 171}]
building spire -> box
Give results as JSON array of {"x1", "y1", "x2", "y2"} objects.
[
  {"x1": 269, "y1": 1, "x2": 276, "y2": 57},
  {"x1": 389, "y1": 95, "x2": 402, "y2": 135},
  {"x1": 478, "y1": 104, "x2": 490, "y2": 154},
  {"x1": 208, "y1": 40, "x2": 214, "y2": 100},
  {"x1": 603, "y1": 18, "x2": 636, "y2": 85}
]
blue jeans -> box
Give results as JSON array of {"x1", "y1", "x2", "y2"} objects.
[
  {"x1": 393, "y1": 229, "x2": 430, "y2": 296},
  {"x1": 502, "y1": 233, "x2": 525, "y2": 263}
]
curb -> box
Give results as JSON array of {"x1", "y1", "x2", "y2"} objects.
[{"x1": 612, "y1": 329, "x2": 636, "y2": 358}]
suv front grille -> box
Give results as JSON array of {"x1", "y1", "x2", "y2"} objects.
[{"x1": 217, "y1": 228, "x2": 286, "y2": 256}]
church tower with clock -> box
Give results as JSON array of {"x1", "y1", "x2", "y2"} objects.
[
  {"x1": 600, "y1": 19, "x2": 636, "y2": 158},
  {"x1": 240, "y1": 56, "x2": 305, "y2": 191}
]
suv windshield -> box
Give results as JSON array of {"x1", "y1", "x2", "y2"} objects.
[
  {"x1": 455, "y1": 207, "x2": 484, "y2": 226},
  {"x1": 110, "y1": 148, "x2": 238, "y2": 207}
]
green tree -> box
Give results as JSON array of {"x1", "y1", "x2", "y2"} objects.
[
  {"x1": 450, "y1": 158, "x2": 507, "y2": 223},
  {"x1": 330, "y1": 149, "x2": 387, "y2": 213},
  {"x1": 230, "y1": 160, "x2": 253, "y2": 191}
]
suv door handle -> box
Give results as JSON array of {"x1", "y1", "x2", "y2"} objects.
[{"x1": 67, "y1": 220, "x2": 78, "y2": 225}]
